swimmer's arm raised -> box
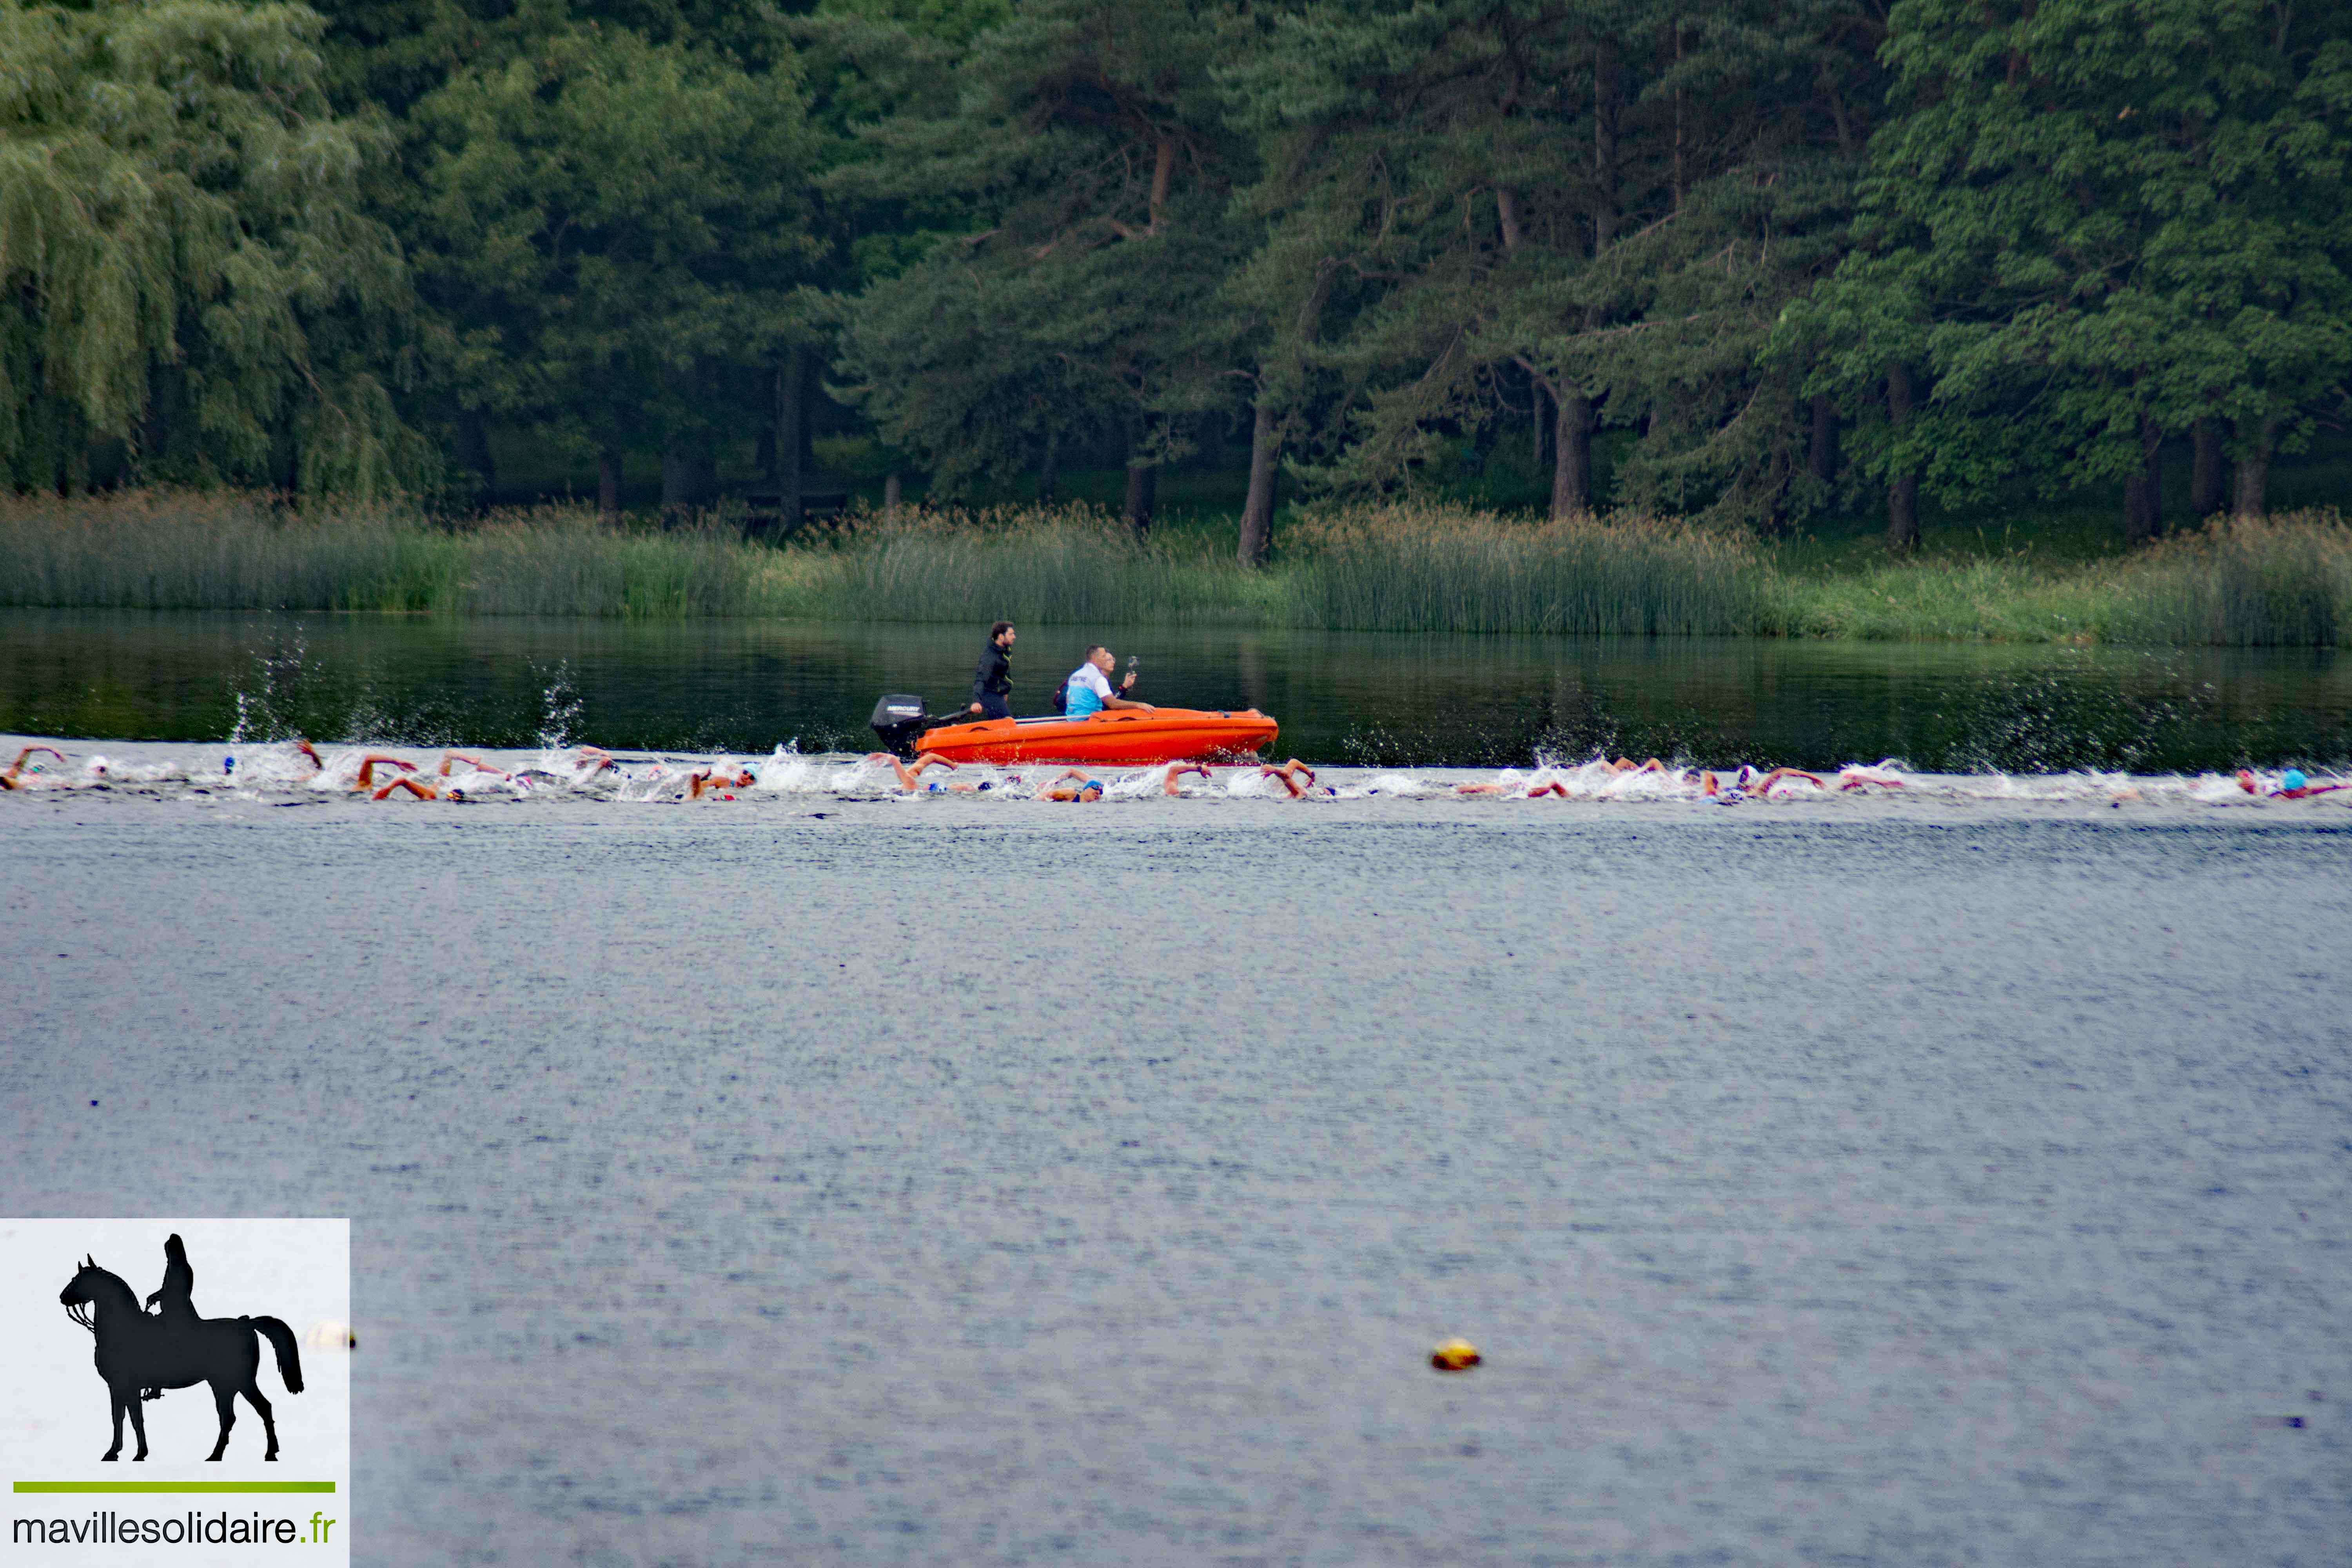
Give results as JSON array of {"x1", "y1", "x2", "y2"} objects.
[
  {"x1": 1258, "y1": 759, "x2": 1314, "y2": 797},
  {"x1": 352, "y1": 754, "x2": 417, "y2": 789},
  {"x1": 1, "y1": 745, "x2": 67, "y2": 788},
  {"x1": 438, "y1": 751, "x2": 507, "y2": 778}
]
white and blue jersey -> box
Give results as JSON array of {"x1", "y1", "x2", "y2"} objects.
[{"x1": 1064, "y1": 662, "x2": 1115, "y2": 717}]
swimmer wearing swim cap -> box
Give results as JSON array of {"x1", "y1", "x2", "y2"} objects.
[
  {"x1": 1039, "y1": 769, "x2": 1105, "y2": 801},
  {"x1": 2238, "y1": 766, "x2": 2347, "y2": 800}
]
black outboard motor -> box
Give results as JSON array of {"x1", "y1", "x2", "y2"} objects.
[{"x1": 869, "y1": 693, "x2": 932, "y2": 758}]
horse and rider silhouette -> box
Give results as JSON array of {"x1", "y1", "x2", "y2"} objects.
[{"x1": 58, "y1": 1235, "x2": 304, "y2": 1462}]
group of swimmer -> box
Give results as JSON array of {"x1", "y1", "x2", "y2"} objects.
[
  {"x1": 339, "y1": 745, "x2": 751, "y2": 801},
  {"x1": 1448, "y1": 757, "x2": 1854, "y2": 802},
  {"x1": 859, "y1": 753, "x2": 1910, "y2": 803},
  {"x1": 8, "y1": 739, "x2": 2350, "y2": 809},
  {"x1": 869, "y1": 753, "x2": 1255, "y2": 802}
]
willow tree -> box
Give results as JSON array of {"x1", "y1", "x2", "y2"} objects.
[{"x1": 1, "y1": 0, "x2": 424, "y2": 493}]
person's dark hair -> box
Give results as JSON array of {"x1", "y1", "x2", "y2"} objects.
[
  {"x1": 1085, "y1": 643, "x2": 1106, "y2": 658},
  {"x1": 991, "y1": 621, "x2": 1014, "y2": 640}
]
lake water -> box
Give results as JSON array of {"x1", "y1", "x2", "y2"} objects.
[
  {"x1": 5, "y1": 802, "x2": 2347, "y2": 1563},
  {"x1": 2, "y1": 608, "x2": 2350, "y2": 769}
]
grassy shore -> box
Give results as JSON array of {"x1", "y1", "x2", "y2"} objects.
[{"x1": 2, "y1": 489, "x2": 2347, "y2": 645}]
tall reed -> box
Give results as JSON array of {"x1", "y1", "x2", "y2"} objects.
[
  {"x1": 821, "y1": 506, "x2": 1279, "y2": 626},
  {"x1": 458, "y1": 517, "x2": 769, "y2": 617},
  {"x1": 0, "y1": 490, "x2": 452, "y2": 610},
  {"x1": 2096, "y1": 512, "x2": 2352, "y2": 646},
  {"x1": 4, "y1": 489, "x2": 2349, "y2": 645},
  {"x1": 1290, "y1": 503, "x2": 1768, "y2": 635},
  {"x1": 0, "y1": 492, "x2": 771, "y2": 617}
]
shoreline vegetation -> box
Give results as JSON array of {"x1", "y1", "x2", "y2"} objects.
[{"x1": 2, "y1": 490, "x2": 2347, "y2": 647}]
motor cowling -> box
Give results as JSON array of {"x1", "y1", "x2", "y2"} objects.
[{"x1": 869, "y1": 693, "x2": 930, "y2": 758}]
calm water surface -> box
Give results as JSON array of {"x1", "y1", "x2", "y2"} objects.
[
  {"x1": 6, "y1": 807, "x2": 2347, "y2": 1563},
  {"x1": 3, "y1": 608, "x2": 2350, "y2": 769}
]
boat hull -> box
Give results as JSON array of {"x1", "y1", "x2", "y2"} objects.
[{"x1": 915, "y1": 708, "x2": 1279, "y2": 767}]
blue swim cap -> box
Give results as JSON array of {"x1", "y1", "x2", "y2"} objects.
[
  {"x1": 2281, "y1": 769, "x2": 2308, "y2": 791},
  {"x1": 1085, "y1": 779, "x2": 1103, "y2": 793}
]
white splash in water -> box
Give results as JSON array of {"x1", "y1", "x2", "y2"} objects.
[
  {"x1": 537, "y1": 666, "x2": 583, "y2": 751},
  {"x1": 13, "y1": 739, "x2": 2352, "y2": 815},
  {"x1": 748, "y1": 743, "x2": 820, "y2": 794}
]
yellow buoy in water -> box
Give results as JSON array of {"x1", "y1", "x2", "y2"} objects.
[{"x1": 1430, "y1": 1338, "x2": 1481, "y2": 1371}]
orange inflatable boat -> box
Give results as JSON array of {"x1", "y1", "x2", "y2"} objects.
[{"x1": 914, "y1": 707, "x2": 1279, "y2": 767}]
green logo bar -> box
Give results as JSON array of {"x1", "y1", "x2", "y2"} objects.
[{"x1": 13, "y1": 1481, "x2": 336, "y2": 1494}]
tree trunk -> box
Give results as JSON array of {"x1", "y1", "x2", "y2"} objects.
[
  {"x1": 1123, "y1": 460, "x2": 1156, "y2": 539},
  {"x1": 139, "y1": 368, "x2": 174, "y2": 474},
  {"x1": 1819, "y1": 63, "x2": 1856, "y2": 158},
  {"x1": 1236, "y1": 262, "x2": 1334, "y2": 563},
  {"x1": 661, "y1": 448, "x2": 692, "y2": 516},
  {"x1": 1533, "y1": 380, "x2": 1551, "y2": 472},
  {"x1": 2191, "y1": 419, "x2": 2227, "y2": 516},
  {"x1": 2232, "y1": 415, "x2": 2278, "y2": 517},
  {"x1": 1148, "y1": 134, "x2": 1174, "y2": 234},
  {"x1": 455, "y1": 408, "x2": 495, "y2": 504},
  {"x1": 1887, "y1": 475, "x2": 1919, "y2": 551},
  {"x1": 1551, "y1": 390, "x2": 1593, "y2": 519},
  {"x1": 775, "y1": 345, "x2": 809, "y2": 529},
  {"x1": 1808, "y1": 393, "x2": 1838, "y2": 486},
  {"x1": 1884, "y1": 363, "x2": 1920, "y2": 550},
  {"x1": 2123, "y1": 418, "x2": 2165, "y2": 544},
  {"x1": 883, "y1": 471, "x2": 902, "y2": 521},
  {"x1": 597, "y1": 447, "x2": 622, "y2": 521},
  {"x1": 1037, "y1": 427, "x2": 1059, "y2": 504},
  {"x1": 1238, "y1": 398, "x2": 1281, "y2": 565}
]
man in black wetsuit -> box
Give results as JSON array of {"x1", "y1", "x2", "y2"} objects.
[{"x1": 968, "y1": 621, "x2": 1016, "y2": 718}]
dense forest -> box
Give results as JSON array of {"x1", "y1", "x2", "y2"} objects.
[{"x1": 5, "y1": 0, "x2": 2348, "y2": 558}]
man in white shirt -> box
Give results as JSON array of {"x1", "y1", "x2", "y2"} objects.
[{"x1": 1062, "y1": 646, "x2": 1154, "y2": 718}]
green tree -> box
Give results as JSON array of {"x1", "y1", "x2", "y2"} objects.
[
  {"x1": 1548, "y1": 1, "x2": 1883, "y2": 529},
  {"x1": 1, "y1": 0, "x2": 426, "y2": 494},
  {"x1": 1225, "y1": 0, "x2": 1884, "y2": 535},
  {"x1": 316, "y1": 0, "x2": 828, "y2": 500},
  {"x1": 411, "y1": 19, "x2": 819, "y2": 513},
  {"x1": 1789, "y1": 0, "x2": 2352, "y2": 545},
  {"x1": 827, "y1": 0, "x2": 1255, "y2": 534}
]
